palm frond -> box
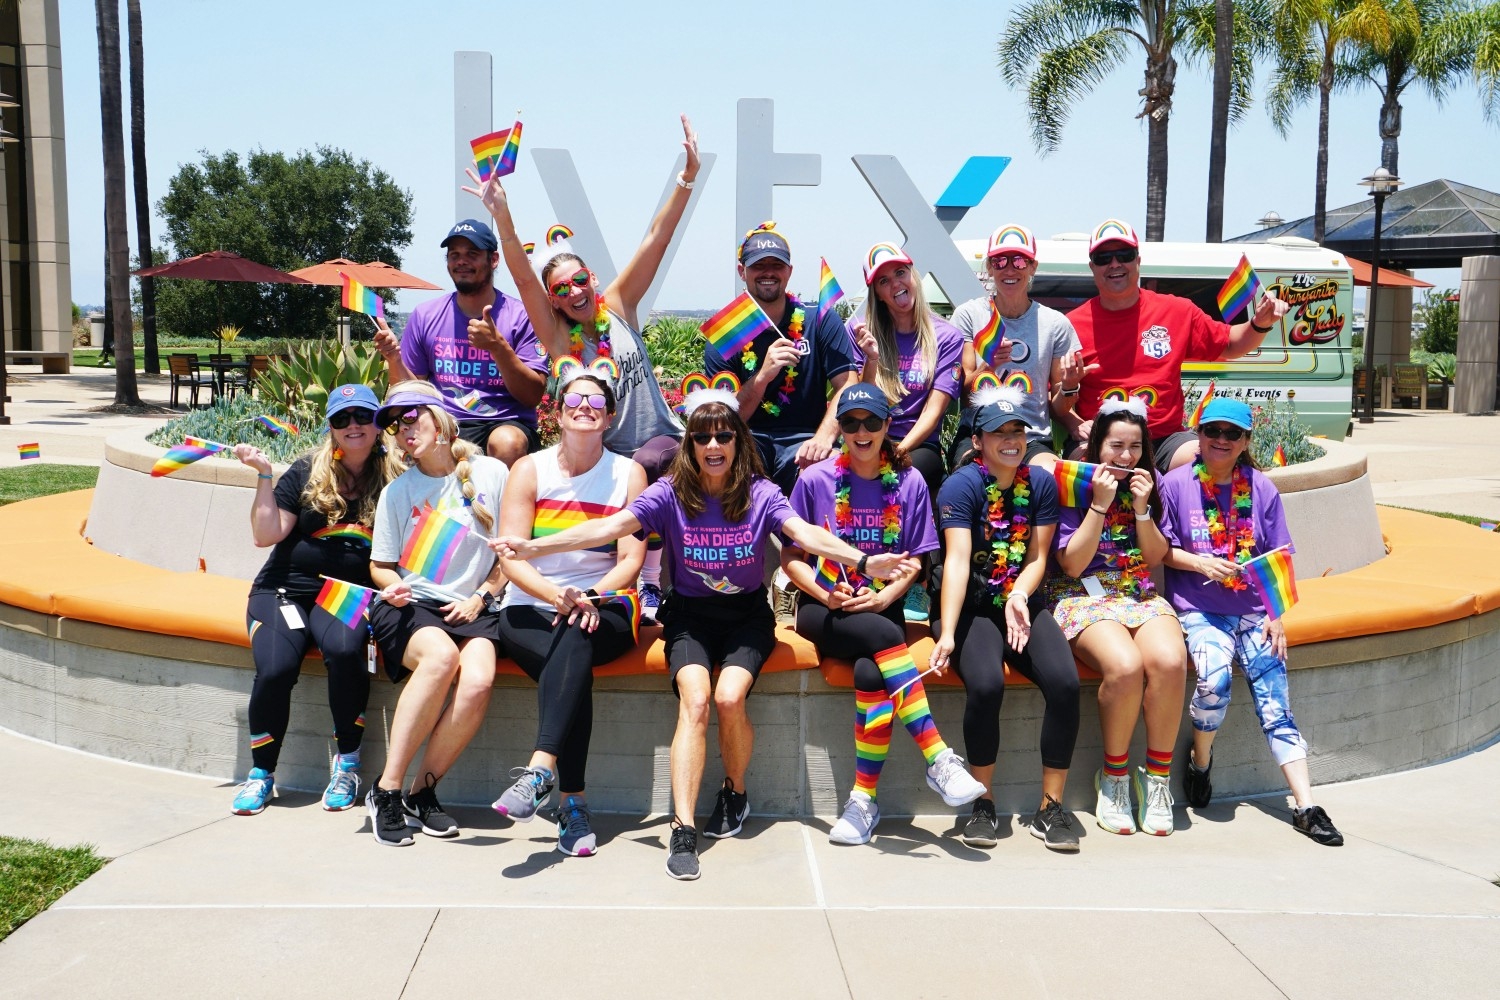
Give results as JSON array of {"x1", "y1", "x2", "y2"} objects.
[
  {"x1": 1025, "y1": 29, "x2": 1133, "y2": 152},
  {"x1": 1266, "y1": 43, "x2": 1321, "y2": 134},
  {"x1": 999, "y1": 0, "x2": 1143, "y2": 86}
]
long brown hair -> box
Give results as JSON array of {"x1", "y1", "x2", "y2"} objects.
[
  {"x1": 1086, "y1": 407, "x2": 1162, "y2": 523},
  {"x1": 666, "y1": 401, "x2": 765, "y2": 521}
]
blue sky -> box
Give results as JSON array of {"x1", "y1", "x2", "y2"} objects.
[{"x1": 59, "y1": 0, "x2": 1490, "y2": 313}]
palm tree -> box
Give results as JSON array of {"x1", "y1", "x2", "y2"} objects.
[
  {"x1": 999, "y1": 0, "x2": 1266, "y2": 242},
  {"x1": 96, "y1": 0, "x2": 138, "y2": 404},
  {"x1": 1268, "y1": 0, "x2": 1406, "y2": 243},
  {"x1": 127, "y1": 0, "x2": 157, "y2": 375},
  {"x1": 1206, "y1": 0, "x2": 1235, "y2": 241},
  {"x1": 1478, "y1": 0, "x2": 1500, "y2": 119}
]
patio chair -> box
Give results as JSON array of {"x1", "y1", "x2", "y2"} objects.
[{"x1": 166, "y1": 354, "x2": 215, "y2": 408}]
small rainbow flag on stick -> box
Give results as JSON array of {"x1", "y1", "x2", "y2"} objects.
[
  {"x1": 255, "y1": 415, "x2": 298, "y2": 436},
  {"x1": 1273, "y1": 444, "x2": 1289, "y2": 467},
  {"x1": 399, "y1": 507, "x2": 471, "y2": 582},
  {"x1": 588, "y1": 588, "x2": 643, "y2": 643},
  {"x1": 972, "y1": 305, "x2": 1006, "y2": 369},
  {"x1": 1216, "y1": 254, "x2": 1262, "y2": 322},
  {"x1": 315, "y1": 575, "x2": 375, "y2": 630},
  {"x1": 471, "y1": 120, "x2": 523, "y2": 182},
  {"x1": 817, "y1": 257, "x2": 845, "y2": 322},
  {"x1": 311, "y1": 523, "x2": 374, "y2": 545},
  {"x1": 151, "y1": 438, "x2": 230, "y2": 477},
  {"x1": 700, "y1": 291, "x2": 774, "y2": 359},
  {"x1": 17, "y1": 443, "x2": 40, "y2": 461},
  {"x1": 1053, "y1": 460, "x2": 1102, "y2": 508},
  {"x1": 1239, "y1": 546, "x2": 1298, "y2": 620},
  {"x1": 814, "y1": 517, "x2": 846, "y2": 592},
  {"x1": 340, "y1": 272, "x2": 383, "y2": 319},
  {"x1": 1186, "y1": 380, "x2": 1216, "y2": 429}
]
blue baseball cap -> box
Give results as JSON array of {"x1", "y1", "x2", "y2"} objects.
[
  {"x1": 325, "y1": 383, "x2": 380, "y2": 419},
  {"x1": 440, "y1": 218, "x2": 498, "y2": 252},
  {"x1": 1198, "y1": 398, "x2": 1253, "y2": 430},
  {"x1": 836, "y1": 384, "x2": 891, "y2": 420}
]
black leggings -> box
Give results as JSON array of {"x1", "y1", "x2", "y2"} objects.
[
  {"x1": 907, "y1": 441, "x2": 945, "y2": 514},
  {"x1": 794, "y1": 599, "x2": 907, "y2": 692},
  {"x1": 498, "y1": 602, "x2": 636, "y2": 792},
  {"x1": 245, "y1": 591, "x2": 371, "y2": 772},
  {"x1": 931, "y1": 606, "x2": 1080, "y2": 770}
]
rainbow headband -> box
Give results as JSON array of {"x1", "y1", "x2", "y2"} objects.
[
  {"x1": 678, "y1": 372, "x2": 742, "y2": 416},
  {"x1": 552, "y1": 356, "x2": 619, "y2": 390}
]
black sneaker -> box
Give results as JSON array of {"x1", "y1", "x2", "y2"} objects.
[
  {"x1": 666, "y1": 819, "x2": 700, "y2": 880},
  {"x1": 402, "y1": 772, "x2": 459, "y2": 838},
  {"x1": 1293, "y1": 805, "x2": 1344, "y2": 846},
  {"x1": 961, "y1": 798, "x2": 999, "y2": 848},
  {"x1": 703, "y1": 777, "x2": 749, "y2": 839},
  {"x1": 366, "y1": 785, "x2": 414, "y2": 847},
  {"x1": 1029, "y1": 795, "x2": 1081, "y2": 853},
  {"x1": 1184, "y1": 753, "x2": 1213, "y2": 809}
]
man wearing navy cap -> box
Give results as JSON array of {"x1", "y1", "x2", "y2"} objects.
[{"x1": 375, "y1": 218, "x2": 548, "y2": 467}]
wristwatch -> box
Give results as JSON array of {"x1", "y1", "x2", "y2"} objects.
[{"x1": 856, "y1": 554, "x2": 870, "y2": 577}]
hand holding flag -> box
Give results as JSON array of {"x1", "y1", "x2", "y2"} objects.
[{"x1": 1216, "y1": 255, "x2": 1262, "y2": 322}]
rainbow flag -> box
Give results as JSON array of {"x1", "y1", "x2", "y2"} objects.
[
  {"x1": 700, "y1": 291, "x2": 774, "y2": 359},
  {"x1": 255, "y1": 414, "x2": 298, "y2": 436},
  {"x1": 1053, "y1": 460, "x2": 1102, "y2": 507},
  {"x1": 972, "y1": 305, "x2": 1005, "y2": 369},
  {"x1": 1216, "y1": 254, "x2": 1262, "y2": 322},
  {"x1": 151, "y1": 439, "x2": 229, "y2": 478},
  {"x1": 399, "y1": 507, "x2": 471, "y2": 582},
  {"x1": 184, "y1": 436, "x2": 229, "y2": 452},
  {"x1": 1241, "y1": 547, "x2": 1298, "y2": 620},
  {"x1": 591, "y1": 588, "x2": 643, "y2": 643},
  {"x1": 1186, "y1": 380, "x2": 1216, "y2": 429},
  {"x1": 471, "y1": 120, "x2": 522, "y2": 182},
  {"x1": 311, "y1": 523, "x2": 374, "y2": 545},
  {"x1": 315, "y1": 576, "x2": 374, "y2": 630},
  {"x1": 817, "y1": 257, "x2": 845, "y2": 322},
  {"x1": 1273, "y1": 444, "x2": 1289, "y2": 467},
  {"x1": 340, "y1": 272, "x2": 383, "y2": 319},
  {"x1": 17, "y1": 443, "x2": 39, "y2": 461}
]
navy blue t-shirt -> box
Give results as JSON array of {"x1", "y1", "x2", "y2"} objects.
[{"x1": 937, "y1": 462, "x2": 1060, "y2": 583}]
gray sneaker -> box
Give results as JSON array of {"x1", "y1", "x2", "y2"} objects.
[
  {"x1": 1029, "y1": 795, "x2": 1081, "y2": 852},
  {"x1": 666, "y1": 819, "x2": 700, "y2": 880},
  {"x1": 555, "y1": 795, "x2": 597, "y2": 857},
  {"x1": 829, "y1": 792, "x2": 880, "y2": 845},
  {"x1": 961, "y1": 798, "x2": 999, "y2": 848},
  {"x1": 493, "y1": 765, "x2": 555, "y2": 821}
]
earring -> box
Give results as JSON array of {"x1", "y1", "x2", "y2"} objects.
[{"x1": 332, "y1": 447, "x2": 345, "y2": 462}]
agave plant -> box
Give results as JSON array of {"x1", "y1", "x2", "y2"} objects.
[{"x1": 257, "y1": 340, "x2": 388, "y2": 424}]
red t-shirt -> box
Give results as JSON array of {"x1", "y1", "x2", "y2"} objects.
[{"x1": 1067, "y1": 288, "x2": 1230, "y2": 437}]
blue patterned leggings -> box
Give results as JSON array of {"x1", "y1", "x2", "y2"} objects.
[{"x1": 1181, "y1": 611, "x2": 1308, "y2": 767}]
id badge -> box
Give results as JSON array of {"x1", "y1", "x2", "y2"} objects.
[
  {"x1": 279, "y1": 602, "x2": 306, "y2": 629},
  {"x1": 1081, "y1": 576, "x2": 1106, "y2": 598},
  {"x1": 366, "y1": 641, "x2": 377, "y2": 675}
]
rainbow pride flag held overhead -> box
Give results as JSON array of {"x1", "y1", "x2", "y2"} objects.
[
  {"x1": 340, "y1": 272, "x2": 383, "y2": 319},
  {"x1": 1216, "y1": 255, "x2": 1262, "y2": 322},
  {"x1": 255, "y1": 414, "x2": 298, "y2": 436},
  {"x1": 151, "y1": 438, "x2": 230, "y2": 478},
  {"x1": 311, "y1": 523, "x2": 374, "y2": 545},
  {"x1": 17, "y1": 443, "x2": 40, "y2": 461},
  {"x1": 972, "y1": 305, "x2": 1006, "y2": 369},
  {"x1": 1053, "y1": 460, "x2": 1102, "y2": 507},
  {"x1": 1240, "y1": 546, "x2": 1298, "y2": 620},
  {"x1": 817, "y1": 257, "x2": 845, "y2": 322},
  {"x1": 315, "y1": 576, "x2": 374, "y2": 630},
  {"x1": 700, "y1": 291, "x2": 774, "y2": 359},
  {"x1": 470, "y1": 120, "x2": 522, "y2": 182},
  {"x1": 399, "y1": 507, "x2": 471, "y2": 582},
  {"x1": 1186, "y1": 380, "x2": 1216, "y2": 428}
]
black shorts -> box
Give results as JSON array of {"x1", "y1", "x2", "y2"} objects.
[
  {"x1": 368, "y1": 598, "x2": 506, "y2": 683},
  {"x1": 457, "y1": 418, "x2": 541, "y2": 454},
  {"x1": 661, "y1": 587, "x2": 776, "y2": 692}
]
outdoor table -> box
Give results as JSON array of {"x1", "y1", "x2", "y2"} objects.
[{"x1": 206, "y1": 358, "x2": 251, "y2": 398}]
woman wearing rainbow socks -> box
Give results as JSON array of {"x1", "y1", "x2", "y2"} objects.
[{"x1": 783, "y1": 384, "x2": 985, "y2": 846}]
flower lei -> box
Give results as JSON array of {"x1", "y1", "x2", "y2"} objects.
[
  {"x1": 974, "y1": 459, "x2": 1030, "y2": 606},
  {"x1": 834, "y1": 448, "x2": 901, "y2": 590},
  {"x1": 567, "y1": 300, "x2": 612, "y2": 361},
  {"x1": 1194, "y1": 455, "x2": 1254, "y2": 590},
  {"x1": 1098, "y1": 490, "x2": 1154, "y2": 598},
  {"x1": 741, "y1": 303, "x2": 805, "y2": 416}
]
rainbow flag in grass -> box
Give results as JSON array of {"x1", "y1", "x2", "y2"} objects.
[
  {"x1": 315, "y1": 576, "x2": 374, "y2": 630},
  {"x1": 1216, "y1": 255, "x2": 1262, "y2": 322},
  {"x1": 700, "y1": 292, "x2": 774, "y2": 359},
  {"x1": 151, "y1": 438, "x2": 229, "y2": 477},
  {"x1": 817, "y1": 257, "x2": 845, "y2": 322},
  {"x1": 471, "y1": 121, "x2": 523, "y2": 182},
  {"x1": 1053, "y1": 460, "x2": 1102, "y2": 507},
  {"x1": 972, "y1": 304, "x2": 1006, "y2": 369},
  {"x1": 1273, "y1": 444, "x2": 1289, "y2": 468},
  {"x1": 399, "y1": 507, "x2": 471, "y2": 582},
  {"x1": 341, "y1": 272, "x2": 383, "y2": 319},
  {"x1": 256, "y1": 415, "x2": 298, "y2": 436},
  {"x1": 17, "y1": 443, "x2": 39, "y2": 461},
  {"x1": 1186, "y1": 380, "x2": 1216, "y2": 429},
  {"x1": 1240, "y1": 547, "x2": 1298, "y2": 620}
]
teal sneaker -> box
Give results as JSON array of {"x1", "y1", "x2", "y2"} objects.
[
  {"x1": 903, "y1": 586, "x2": 931, "y2": 622},
  {"x1": 556, "y1": 795, "x2": 597, "y2": 857},
  {"x1": 231, "y1": 768, "x2": 274, "y2": 815},
  {"x1": 322, "y1": 757, "x2": 361, "y2": 811}
]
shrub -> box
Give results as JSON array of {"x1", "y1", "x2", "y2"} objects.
[
  {"x1": 256, "y1": 340, "x2": 387, "y2": 426},
  {"x1": 148, "y1": 393, "x2": 313, "y2": 465},
  {"x1": 1250, "y1": 397, "x2": 1324, "y2": 467},
  {"x1": 1415, "y1": 288, "x2": 1458, "y2": 354},
  {"x1": 642, "y1": 314, "x2": 706, "y2": 381},
  {"x1": 1412, "y1": 349, "x2": 1456, "y2": 384}
]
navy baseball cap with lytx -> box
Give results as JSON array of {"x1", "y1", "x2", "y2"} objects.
[
  {"x1": 739, "y1": 223, "x2": 792, "y2": 266},
  {"x1": 440, "y1": 218, "x2": 498, "y2": 252},
  {"x1": 836, "y1": 384, "x2": 891, "y2": 420}
]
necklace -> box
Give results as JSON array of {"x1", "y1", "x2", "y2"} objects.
[
  {"x1": 568, "y1": 301, "x2": 612, "y2": 360},
  {"x1": 1098, "y1": 490, "x2": 1154, "y2": 598},
  {"x1": 740, "y1": 302, "x2": 805, "y2": 416},
  {"x1": 974, "y1": 459, "x2": 1030, "y2": 605},
  {"x1": 834, "y1": 449, "x2": 901, "y2": 590},
  {"x1": 1194, "y1": 455, "x2": 1254, "y2": 591}
]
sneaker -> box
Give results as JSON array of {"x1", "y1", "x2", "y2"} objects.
[
  {"x1": 666, "y1": 819, "x2": 700, "y2": 880},
  {"x1": 829, "y1": 792, "x2": 880, "y2": 845},
  {"x1": 1094, "y1": 769, "x2": 1136, "y2": 835},
  {"x1": 1183, "y1": 753, "x2": 1213, "y2": 809},
  {"x1": 493, "y1": 765, "x2": 555, "y2": 821},
  {"x1": 1029, "y1": 795, "x2": 1081, "y2": 852},
  {"x1": 230, "y1": 768, "x2": 274, "y2": 815},
  {"x1": 555, "y1": 795, "x2": 597, "y2": 857},
  {"x1": 1134, "y1": 766, "x2": 1175, "y2": 836},
  {"x1": 903, "y1": 586, "x2": 931, "y2": 623},
  {"x1": 961, "y1": 798, "x2": 999, "y2": 848},
  {"x1": 402, "y1": 772, "x2": 460, "y2": 838},
  {"x1": 639, "y1": 583, "x2": 662, "y2": 624},
  {"x1": 1293, "y1": 805, "x2": 1344, "y2": 846},
  {"x1": 774, "y1": 585, "x2": 798, "y2": 624},
  {"x1": 321, "y1": 758, "x2": 361, "y2": 812},
  {"x1": 366, "y1": 785, "x2": 415, "y2": 847},
  {"x1": 925, "y1": 749, "x2": 987, "y2": 807},
  {"x1": 703, "y1": 777, "x2": 749, "y2": 839}
]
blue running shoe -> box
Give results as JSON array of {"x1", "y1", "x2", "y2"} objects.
[
  {"x1": 556, "y1": 796, "x2": 597, "y2": 857},
  {"x1": 322, "y1": 757, "x2": 361, "y2": 811},
  {"x1": 903, "y1": 586, "x2": 931, "y2": 623},
  {"x1": 231, "y1": 768, "x2": 274, "y2": 815},
  {"x1": 639, "y1": 583, "x2": 662, "y2": 624}
]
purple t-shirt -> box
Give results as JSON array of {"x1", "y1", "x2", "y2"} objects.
[
  {"x1": 845, "y1": 314, "x2": 965, "y2": 445},
  {"x1": 1053, "y1": 494, "x2": 1147, "y2": 580},
  {"x1": 789, "y1": 456, "x2": 938, "y2": 589},
  {"x1": 628, "y1": 476, "x2": 795, "y2": 599},
  {"x1": 400, "y1": 288, "x2": 547, "y2": 425},
  {"x1": 1158, "y1": 464, "x2": 1294, "y2": 616}
]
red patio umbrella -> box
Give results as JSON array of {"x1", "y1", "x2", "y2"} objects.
[
  {"x1": 133, "y1": 250, "x2": 313, "y2": 350},
  {"x1": 289, "y1": 258, "x2": 440, "y2": 290}
]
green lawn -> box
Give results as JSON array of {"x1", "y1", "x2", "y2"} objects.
[
  {"x1": 1387, "y1": 506, "x2": 1493, "y2": 528},
  {"x1": 0, "y1": 464, "x2": 99, "y2": 506},
  {"x1": 0, "y1": 836, "x2": 107, "y2": 942}
]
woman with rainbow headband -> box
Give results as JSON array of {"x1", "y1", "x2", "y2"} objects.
[
  {"x1": 490, "y1": 359, "x2": 648, "y2": 858},
  {"x1": 783, "y1": 383, "x2": 985, "y2": 846},
  {"x1": 228, "y1": 384, "x2": 405, "y2": 816},
  {"x1": 1157, "y1": 398, "x2": 1342, "y2": 845},
  {"x1": 489, "y1": 377, "x2": 919, "y2": 881},
  {"x1": 363, "y1": 380, "x2": 510, "y2": 847},
  {"x1": 1050, "y1": 397, "x2": 1185, "y2": 837},
  {"x1": 928, "y1": 384, "x2": 1082, "y2": 851}
]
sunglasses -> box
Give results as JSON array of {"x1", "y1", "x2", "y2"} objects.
[
  {"x1": 1090, "y1": 248, "x2": 1138, "y2": 266},
  {"x1": 691, "y1": 430, "x2": 735, "y2": 446},
  {"x1": 562, "y1": 391, "x2": 607, "y2": 410},
  {"x1": 839, "y1": 414, "x2": 885, "y2": 433},
  {"x1": 987, "y1": 255, "x2": 1033, "y2": 270},
  {"x1": 381, "y1": 408, "x2": 423, "y2": 434},
  {"x1": 1199, "y1": 423, "x2": 1248, "y2": 441},
  {"x1": 329, "y1": 408, "x2": 375, "y2": 429},
  {"x1": 549, "y1": 269, "x2": 591, "y2": 298}
]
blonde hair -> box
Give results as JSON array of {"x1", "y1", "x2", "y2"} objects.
[
  {"x1": 384, "y1": 379, "x2": 495, "y2": 535},
  {"x1": 863, "y1": 272, "x2": 937, "y2": 405},
  {"x1": 300, "y1": 432, "x2": 405, "y2": 528}
]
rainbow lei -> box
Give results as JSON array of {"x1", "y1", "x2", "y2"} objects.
[
  {"x1": 974, "y1": 459, "x2": 1030, "y2": 606},
  {"x1": 568, "y1": 301, "x2": 612, "y2": 361},
  {"x1": 741, "y1": 304, "x2": 805, "y2": 416},
  {"x1": 1099, "y1": 490, "x2": 1154, "y2": 598},
  {"x1": 1194, "y1": 454, "x2": 1254, "y2": 591},
  {"x1": 833, "y1": 448, "x2": 901, "y2": 590}
]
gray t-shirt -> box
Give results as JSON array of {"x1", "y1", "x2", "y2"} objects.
[
  {"x1": 371, "y1": 455, "x2": 509, "y2": 604},
  {"x1": 950, "y1": 297, "x2": 1080, "y2": 441},
  {"x1": 573, "y1": 310, "x2": 682, "y2": 456}
]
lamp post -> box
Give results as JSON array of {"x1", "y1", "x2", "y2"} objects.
[
  {"x1": 1357, "y1": 167, "x2": 1401, "y2": 425},
  {"x1": 0, "y1": 88, "x2": 20, "y2": 427}
]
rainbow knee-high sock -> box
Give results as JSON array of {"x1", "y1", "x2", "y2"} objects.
[
  {"x1": 853, "y1": 685, "x2": 893, "y2": 799},
  {"x1": 1145, "y1": 747, "x2": 1173, "y2": 779},
  {"x1": 875, "y1": 645, "x2": 948, "y2": 765}
]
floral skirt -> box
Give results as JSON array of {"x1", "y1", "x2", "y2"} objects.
[{"x1": 1045, "y1": 571, "x2": 1177, "y2": 641}]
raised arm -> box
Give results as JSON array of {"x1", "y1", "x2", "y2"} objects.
[
  {"x1": 463, "y1": 169, "x2": 572, "y2": 359},
  {"x1": 604, "y1": 115, "x2": 700, "y2": 330}
]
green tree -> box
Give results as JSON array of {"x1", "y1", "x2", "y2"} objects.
[
  {"x1": 127, "y1": 0, "x2": 157, "y2": 374},
  {"x1": 1467, "y1": 0, "x2": 1500, "y2": 119},
  {"x1": 155, "y1": 147, "x2": 413, "y2": 340},
  {"x1": 96, "y1": 0, "x2": 138, "y2": 404},
  {"x1": 1415, "y1": 287, "x2": 1458, "y2": 352}
]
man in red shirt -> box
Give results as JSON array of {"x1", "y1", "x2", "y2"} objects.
[{"x1": 1056, "y1": 219, "x2": 1288, "y2": 472}]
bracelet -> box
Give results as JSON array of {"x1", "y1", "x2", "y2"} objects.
[
  {"x1": 257, "y1": 474, "x2": 273, "y2": 480},
  {"x1": 856, "y1": 554, "x2": 870, "y2": 577},
  {"x1": 676, "y1": 172, "x2": 694, "y2": 190},
  {"x1": 1250, "y1": 318, "x2": 1274, "y2": 333},
  {"x1": 1135, "y1": 506, "x2": 1152, "y2": 520},
  {"x1": 1088, "y1": 505, "x2": 1108, "y2": 515},
  {"x1": 1059, "y1": 386, "x2": 1079, "y2": 397},
  {"x1": 1010, "y1": 588, "x2": 1029, "y2": 604}
]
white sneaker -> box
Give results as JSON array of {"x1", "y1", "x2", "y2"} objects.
[
  {"x1": 1134, "y1": 766, "x2": 1175, "y2": 836},
  {"x1": 829, "y1": 792, "x2": 880, "y2": 845},
  {"x1": 1094, "y1": 769, "x2": 1136, "y2": 835},
  {"x1": 925, "y1": 749, "x2": 986, "y2": 807}
]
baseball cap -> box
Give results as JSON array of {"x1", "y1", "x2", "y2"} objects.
[
  {"x1": 738, "y1": 222, "x2": 792, "y2": 266},
  {"x1": 1087, "y1": 219, "x2": 1140, "y2": 255},
  {"x1": 835, "y1": 384, "x2": 891, "y2": 420},
  {"x1": 985, "y1": 224, "x2": 1037, "y2": 261},
  {"x1": 862, "y1": 242, "x2": 914, "y2": 286},
  {"x1": 440, "y1": 218, "x2": 499, "y2": 252},
  {"x1": 375, "y1": 385, "x2": 445, "y2": 428},
  {"x1": 1198, "y1": 398, "x2": 1254, "y2": 430},
  {"x1": 971, "y1": 386, "x2": 1028, "y2": 433},
  {"x1": 325, "y1": 383, "x2": 380, "y2": 419}
]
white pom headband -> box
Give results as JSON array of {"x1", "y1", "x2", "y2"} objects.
[
  {"x1": 1098, "y1": 397, "x2": 1149, "y2": 419},
  {"x1": 969, "y1": 383, "x2": 1027, "y2": 414}
]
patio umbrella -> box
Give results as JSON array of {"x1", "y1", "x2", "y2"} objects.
[
  {"x1": 133, "y1": 250, "x2": 313, "y2": 350},
  {"x1": 288, "y1": 258, "x2": 440, "y2": 290}
]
